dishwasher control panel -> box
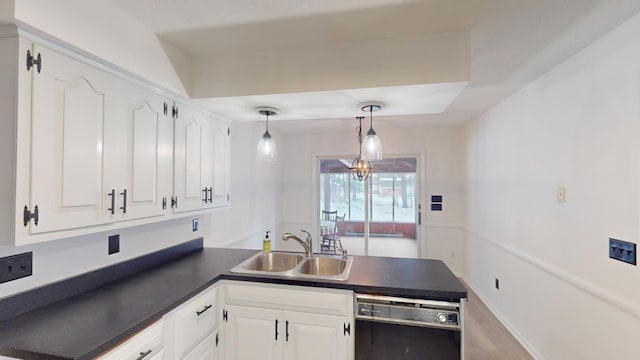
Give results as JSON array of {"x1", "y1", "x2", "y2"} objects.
[{"x1": 356, "y1": 294, "x2": 461, "y2": 330}]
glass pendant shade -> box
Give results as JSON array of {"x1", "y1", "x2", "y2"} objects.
[
  {"x1": 256, "y1": 107, "x2": 279, "y2": 162},
  {"x1": 362, "y1": 128, "x2": 382, "y2": 161},
  {"x1": 360, "y1": 102, "x2": 383, "y2": 161},
  {"x1": 257, "y1": 131, "x2": 276, "y2": 161}
]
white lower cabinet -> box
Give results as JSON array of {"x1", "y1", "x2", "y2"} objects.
[
  {"x1": 220, "y1": 282, "x2": 354, "y2": 360},
  {"x1": 283, "y1": 311, "x2": 349, "y2": 360},
  {"x1": 97, "y1": 320, "x2": 165, "y2": 360},
  {"x1": 223, "y1": 305, "x2": 282, "y2": 360},
  {"x1": 183, "y1": 331, "x2": 218, "y2": 360},
  {"x1": 165, "y1": 285, "x2": 219, "y2": 359}
]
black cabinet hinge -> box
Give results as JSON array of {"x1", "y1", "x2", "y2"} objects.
[
  {"x1": 23, "y1": 205, "x2": 39, "y2": 226},
  {"x1": 343, "y1": 322, "x2": 351, "y2": 336},
  {"x1": 171, "y1": 196, "x2": 178, "y2": 209},
  {"x1": 223, "y1": 309, "x2": 228, "y2": 322},
  {"x1": 26, "y1": 50, "x2": 42, "y2": 73},
  {"x1": 172, "y1": 104, "x2": 179, "y2": 119}
]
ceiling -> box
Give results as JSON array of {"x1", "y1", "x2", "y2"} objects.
[{"x1": 109, "y1": 0, "x2": 640, "y2": 130}]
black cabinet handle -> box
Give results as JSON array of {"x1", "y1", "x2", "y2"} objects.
[
  {"x1": 120, "y1": 189, "x2": 127, "y2": 214},
  {"x1": 208, "y1": 187, "x2": 213, "y2": 203},
  {"x1": 162, "y1": 197, "x2": 166, "y2": 210},
  {"x1": 286, "y1": 320, "x2": 290, "y2": 341},
  {"x1": 107, "y1": 189, "x2": 115, "y2": 215},
  {"x1": 202, "y1": 188, "x2": 208, "y2": 203},
  {"x1": 196, "y1": 304, "x2": 212, "y2": 316},
  {"x1": 136, "y1": 350, "x2": 152, "y2": 360},
  {"x1": 275, "y1": 319, "x2": 279, "y2": 341}
]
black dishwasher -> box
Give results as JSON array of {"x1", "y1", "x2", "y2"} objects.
[{"x1": 355, "y1": 294, "x2": 463, "y2": 360}]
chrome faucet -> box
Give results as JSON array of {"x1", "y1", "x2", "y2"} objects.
[{"x1": 281, "y1": 230, "x2": 313, "y2": 257}]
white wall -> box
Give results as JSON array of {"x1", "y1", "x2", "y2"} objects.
[
  {"x1": 202, "y1": 122, "x2": 281, "y2": 249},
  {"x1": 463, "y1": 11, "x2": 640, "y2": 360},
  {"x1": 275, "y1": 121, "x2": 466, "y2": 275},
  {"x1": 0, "y1": 217, "x2": 198, "y2": 298}
]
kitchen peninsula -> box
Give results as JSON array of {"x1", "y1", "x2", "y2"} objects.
[{"x1": 0, "y1": 239, "x2": 466, "y2": 360}]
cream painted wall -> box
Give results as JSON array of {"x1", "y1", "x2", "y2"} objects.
[
  {"x1": 12, "y1": 0, "x2": 189, "y2": 97},
  {"x1": 191, "y1": 31, "x2": 470, "y2": 98},
  {"x1": 274, "y1": 123, "x2": 466, "y2": 275},
  {"x1": 463, "y1": 10, "x2": 640, "y2": 360}
]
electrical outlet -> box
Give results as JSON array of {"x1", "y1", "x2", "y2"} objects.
[
  {"x1": 108, "y1": 234, "x2": 120, "y2": 255},
  {"x1": 0, "y1": 252, "x2": 33, "y2": 284},
  {"x1": 609, "y1": 238, "x2": 636, "y2": 265},
  {"x1": 557, "y1": 186, "x2": 566, "y2": 203},
  {"x1": 192, "y1": 218, "x2": 199, "y2": 232},
  {"x1": 495, "y1": 278, "x2": 500, "y2": 290}
]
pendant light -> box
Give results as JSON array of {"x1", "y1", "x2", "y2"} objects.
[
  {"x1": 349, "y1": 116, "x2": 372, "y2": 181},
  {"x1": 360, "y1": 102, "x2": 383, "y2": 161},
  {"x1": 256, "y1": 106, "x2": 278, "y2": 161}
]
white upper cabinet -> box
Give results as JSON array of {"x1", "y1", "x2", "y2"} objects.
[
  {"x1": 173, "y1": 105, "x2": 206, "y2": 213},
  {"x1": 211, "y1": 120, "x2": 230, "y2": 207},
  {"x1": 28, "y1": 42, "x2": 112, "y2": 234},
  {"x1": 105, "y1": 81, "x2": 173, "y2": 221},
  {"x1": 174, "y1": 104, "x2": 230, "y2": 213},
  {"x1": 0, "y1": 26, "x2": 230, "y2": 246}
]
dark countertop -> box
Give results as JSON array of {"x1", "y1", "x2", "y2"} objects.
[{"x1": 0, "y1": 247, "x2": 466, "y2": 360}]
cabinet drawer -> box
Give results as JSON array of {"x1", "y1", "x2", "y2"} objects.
[
  {"x1": 174, "y1": 285, "x2": 218, "y2": 358},
  {"x1": 97, "y1": 320, "x2": 164, "y2": 360},
  {"x1": 223, "y1": 282, "x2": 352, "y2": 317}
]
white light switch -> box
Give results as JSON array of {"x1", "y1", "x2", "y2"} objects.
[{"x1": 557, "y1": 186, "x2": 566, "y2": 203}]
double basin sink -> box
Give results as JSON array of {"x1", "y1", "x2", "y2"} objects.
[{"x1": 230, "y1": 252, "x2": 354, "y2": 281}]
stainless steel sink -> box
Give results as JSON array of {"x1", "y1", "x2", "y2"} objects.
[
  {"x1": 230, "y1": 252, "x2": 353, "y2": 281},
  {"x1": 234, "y1": 252, "x2": 304, "y2": 272},
  {"x1": 297, "y1": 257, "x2": 347, "y2": 276}
]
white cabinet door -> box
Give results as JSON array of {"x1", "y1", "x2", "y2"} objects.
[
  {"x1": 173, "y1": 105, "x2": 206, "y2": 213},
  {"x1": 283, "y1": 312, "x2": 349, "y2": 360},
  {"x1": 105, "y1": 82, "x2": 171, "y2": 221},
  {"x1": 200, "y1": 120, "x2": 215, "y2": 209},
  {"x1": 224, "y1": 305, "x2": 283, "y2": 360},
  {"x1": 183, "y1": 331, "x2": 218, "y2": 360},
  {"x1": 29, "y1": 42, "x2": 112, "y2": 234},
  {"x1": 211, "y1": 120, "x2": 229, "y2": 207}
]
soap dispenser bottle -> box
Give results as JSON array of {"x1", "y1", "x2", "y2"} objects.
[{"x1": 263, "y1": 231, "x2": 272, "y2": 254}]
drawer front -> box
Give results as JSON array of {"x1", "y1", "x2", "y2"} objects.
[
  {"x1": 174, "y1": 285, "x2": 218, "y2": 358},
  {"x1": 223, "y1": 281, "x2": 352, "y2": 317},
  {"x1": 98, "y1": 321, "x2": 164, "y2": 360}
]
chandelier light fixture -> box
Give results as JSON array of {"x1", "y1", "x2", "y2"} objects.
[
  {"x1": 350, "y1": 116, "x2": 373, "y2": 181},
  {"x1": 360, "y1": 101, "x2": 383, "y2": 161},
  {"x1": 256, "y1": 106, "x2": 279, "y2": 161}
]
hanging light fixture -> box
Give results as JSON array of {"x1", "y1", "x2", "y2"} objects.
[
  {"x1": 256, "y1": 106, "x2": 279, "y2": 161},
  {"x1": 360, "y1": 102, "x2": 383, "y2": 161},
  {"x1": 349, "y1": 116, "x2": 372, "y2": 181}
]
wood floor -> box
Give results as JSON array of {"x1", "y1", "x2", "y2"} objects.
[{"x1": 464, "y1": 285, "x2": 534, "y2": 360}]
